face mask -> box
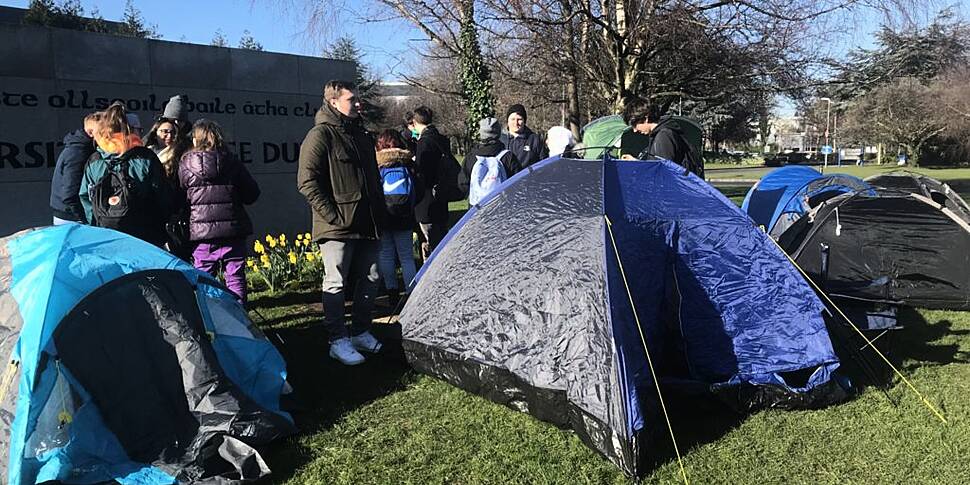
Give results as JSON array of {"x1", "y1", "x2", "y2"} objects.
[{"x1": 410, "y1": 129, "x2": 419, "y2": 139}]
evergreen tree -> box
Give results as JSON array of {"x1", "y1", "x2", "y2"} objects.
[
  {"x1": 238, "y1": 30, "x2": 264, "y2": 50},
  {"x1": 118, "y1": 0, "x2": 159, "y2": 39},
  {"x1": 211, "y1": 29, "x2": 229, "y2": 47},
  {"x1": 324, "y1": 36, "x2": 385, "y2": 123},
  {"x1": 456, "y1": 1, "x2": 495, "y2": 136}
]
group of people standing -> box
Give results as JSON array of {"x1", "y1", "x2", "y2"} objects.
[
  {"x1": 48, "y1": 78, "x2": 694, "y2": 369},
  {"x1": 297, "y1": 80, "x2": 561, "y2": 366},
  {"x1": 50, "y1": 95, "x2": 261, "y2": 303}
]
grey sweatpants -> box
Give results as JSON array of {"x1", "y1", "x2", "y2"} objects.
[{"x1": 320, "y1": 239, "x2": 380, "y2": 341}]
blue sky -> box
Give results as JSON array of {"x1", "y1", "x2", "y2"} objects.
[
  {"x1": 4, "y1": 0, "x2": 967, "y2": 115},
  {"x1": 2, "y1": 0, "x2": 423, "y2": 79}
]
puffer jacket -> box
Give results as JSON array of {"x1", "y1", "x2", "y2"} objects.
[
  {"x1": 179, "y1": 149, "x2": 260, "y2": 242},
  {"x1": 297, "y1": 104, "x2": 385, "y2": 241},
  {"x1": 50, "y1": 129, "x2": 95, "y2": 222},
  {"x1": 377, "y1": 147, "x2": 423, "y2": 231}
]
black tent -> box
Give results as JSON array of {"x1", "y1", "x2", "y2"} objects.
[
  {"x1": 866, "y1": 171, "x2": 970, "y2": 222},
  {"x1": 779, "y1": 190, "x2": 970, "y2": 310}
]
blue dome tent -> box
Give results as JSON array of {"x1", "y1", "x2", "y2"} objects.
[
  {"x1": 741, "y1": 166, "x2": 874, "y2": 237},
  {"x1": 0, "y1": 225, "x2": 295, "y2": 485},
  {"x1": 400, "y1": 158, "x2": 847, "y2": 476}
]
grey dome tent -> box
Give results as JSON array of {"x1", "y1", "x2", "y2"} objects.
[{"x1": 400, "y1": 157, "x2": 846, "y2": 476}]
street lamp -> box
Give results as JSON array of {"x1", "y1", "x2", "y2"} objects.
[{"x1": 820, "y1": 97, "x2": 832, "y2": 172}]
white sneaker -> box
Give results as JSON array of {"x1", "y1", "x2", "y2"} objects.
[
  {"x1": 329, "y1": 338, "x2": 365, "y2": 366},
  {"x1": 351, "y1": 331, "x2": 383, "y2": 354}
]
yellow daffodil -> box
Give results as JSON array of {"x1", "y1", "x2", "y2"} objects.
[
  {"x1": 306, "y1": 252, "x2": 316, "y2": 262},
  {"x1": 265, "y1": 234, "x2": 274, "y2": 244},
  {"x1": 279, "y1": 234, "x2": 286, "y2": 242},
  {"x1": 262, "y1": 260, "x2": 271, "y2": 269},
  {"x1": 268, "y1": 238, "x2": 277, "y2": 248},
  {"x1": 253, "y1": 264, "x2": 261, "y2": 273},
  {"x1": 304, "y1": 232, "x2": 311, "y2": 240},
  {"x1": 296, "y1": 233, "x2": 304, "y2": 241},
  {"x1": 254, "y1": 241, "x2": 264, "y2": 254},
  {"x1": 246, "y1": 258, "x2": 255, "y2": 268},
  {"x1": 288, "y1": 251, "x2": 297, "y2": 264},
  {"x1": 260, "y1": 254, "x2": 270, "y2": 264}
]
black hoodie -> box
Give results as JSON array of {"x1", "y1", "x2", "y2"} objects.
[{"x1": 50, "y1": 129, "x2": 95, "y2": 222}]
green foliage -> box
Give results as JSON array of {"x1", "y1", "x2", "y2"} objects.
[
  {"x1": 23, "y1": 0, "x2": 108, "y2": 33},
  {"x1": 833, "y1": 9, "x2": 969, "y2": 101},
  {"x1": 457, "y1": 2, "x2": 495, "y2": 136},
  {"x1": 117, "y1": 0, "x2": 158, "y2": 39},
  {"x1": 211, "y1": 29, "x2": 228, "y2": 47},
  {"x1": 248, "y1": 233, "x2": 323, "y2": 294},
  {"x1": 238, "y1": 30, "x2": 264, "y2": 51},
  {"x1": 324, "y1": 36, "x2": 385, "y2": 124}
]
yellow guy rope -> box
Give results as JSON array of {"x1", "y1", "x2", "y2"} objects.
[
  {"x1": 766, "y1": 236, "x2": 948, "y2": 424},
  {"x1": 604, "y1": 215, "x2": 689, "y2": 485}
]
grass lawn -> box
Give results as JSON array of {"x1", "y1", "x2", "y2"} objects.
[
  {"x1": 247, "y1": 183, "x2": 970, "y2": 484},
  {"x1": 250, "y1": 283, "x2": 970, "y2": 484}
]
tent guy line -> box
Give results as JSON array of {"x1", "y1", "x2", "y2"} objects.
[{"x1": 605, "y1": 214, "x2": 689, "y2": 485}]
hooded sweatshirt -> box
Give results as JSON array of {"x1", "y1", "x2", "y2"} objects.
[
  {"x1": 179, "y1": 149, "x2": 260, "y2": 241},
  {"x1": 50, "y1": 129, "x2": 95, "y2": 222},
  {"x1": 297, "y1": 104, "x2": 385, "y2": 241}
]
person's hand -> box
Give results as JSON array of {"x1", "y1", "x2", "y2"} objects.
[
  {"x1": 620, "y1": 154, "x2": 636, "y2": 160},
  {"x1": 421, "y1": 242, "x2": 430, "y2": 259}
]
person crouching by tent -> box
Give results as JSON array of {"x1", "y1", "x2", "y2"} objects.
[
  {"x1": 375, "y1": 129, "x2": 423, "y2": 307},
  {"x1": 179, "y1": 119, "x2": 260, "y2": 303},
  {"x1": 51, "y1": 112, "x2": 100, "y2": 225},
  {"x1": 79, "y1": 102, "x2": 172, "y2": 247}
]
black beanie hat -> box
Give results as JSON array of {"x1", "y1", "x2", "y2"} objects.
[{"x1": 506, "y1": 103, "x2": 527, "y2": 121}]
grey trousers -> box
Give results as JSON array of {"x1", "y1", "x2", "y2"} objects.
[{"x1": 321, "y1": 239, "x2": 380, "y2": 341}]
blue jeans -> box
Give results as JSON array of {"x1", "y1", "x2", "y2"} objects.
[{"x1": 378, "y1": 230, "x2": 417, "y2": 293}]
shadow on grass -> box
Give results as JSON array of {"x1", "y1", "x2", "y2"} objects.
[
  {"x1": 258, "y1": 319, "x2": 410, "y2": 483},
  {"x1": 828, "y1": 306, "x2": 970, "y2": 393}
]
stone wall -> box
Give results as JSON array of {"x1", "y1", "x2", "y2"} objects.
[{"x1": 0, "y1": 24, "x2": 356, "y2": 238}]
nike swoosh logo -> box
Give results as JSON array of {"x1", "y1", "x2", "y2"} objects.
[{"x1": 384, "y1": 179, "x2": 407, "y2": 192}]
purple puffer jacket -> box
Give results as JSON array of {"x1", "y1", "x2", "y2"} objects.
[{"x1": 179, "y1": 149, "x2": 260, "y2": 241}]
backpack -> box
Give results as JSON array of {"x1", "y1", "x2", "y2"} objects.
[
  {"x1": 381, "y1": 165, "x2": 415, "y2": 218},
  {"x1": 89, "y1": 147, "x2": 156, "y2": 232},
  {"x1": 642, "y1": 116, "x2": 705, "y2": 178},
  {"x1": 468, "y1": 150, "x2": 509, "y2": 206}
]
